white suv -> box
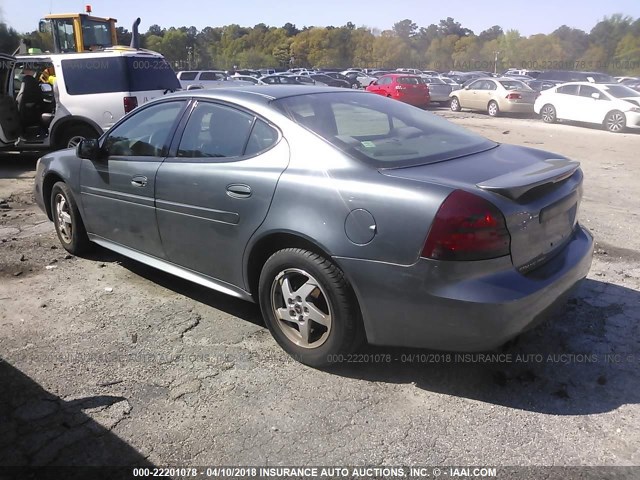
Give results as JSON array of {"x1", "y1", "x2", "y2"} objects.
[{"x1": 0, "y1": 47, "x2": 180, "y2": 154}]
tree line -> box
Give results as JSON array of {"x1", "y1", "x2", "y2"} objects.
[{"x1": 1, "y1": 15, "x2": 639, "y2": 74}]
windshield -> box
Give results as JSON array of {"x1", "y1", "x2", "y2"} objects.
[
  {"x1": 397, "y1": 76, "x2": 422, "y2": 85},
  {"x1": 499, "y1": 80, "x2": 531, "y2": 90},
  {"x1": 273, "y1": 92, "x2": 496, "y2": 168},
  {"x1": 424, "y1": 77, "x2": 445, "y2": 84},
  {"x1": 602, "y1": 85, "x2": 640, "y2": 98},
  {"x1": 81, "y1": 18, "x2": 113, "y2": 48}
]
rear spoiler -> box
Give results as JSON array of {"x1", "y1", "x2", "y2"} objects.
[{"x1": 476, "y1": 158, "x2": 580, "y2": 200}]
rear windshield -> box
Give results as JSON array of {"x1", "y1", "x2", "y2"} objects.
[
  {"x1": 397, "y1": 76, "x2": 422, "y2": 85},
  {"x1": 499, "y1": 80, "x2": 531, "y2": 90},
  {"x1": 424, "y1": 77, "x2": 445, "y2": 84},
  {"x1": 62, "y1": 56, "x2": 180, "y2": 95},
  {"x1": 273, "y1": 91, "x2": 496, "y2": 168}
]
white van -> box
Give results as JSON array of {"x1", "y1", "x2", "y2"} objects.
[{"x1": 0, "y1": 47, "x2": 180, "y2": 154}]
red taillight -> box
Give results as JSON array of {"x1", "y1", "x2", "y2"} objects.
[
  {"x1": 506, "y1": 92, "x2": 522, "y2": 100},
  {"x1": 123, "y1": 96, "x2": 138, "y2": 113},
  {"x1": 422, "y1": 190, "x2": 511, "y2": 261}
]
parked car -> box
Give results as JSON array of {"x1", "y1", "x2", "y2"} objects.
[
  {"x1": 534, "y1": 82, "x2": 640, "y2": 133},
  {"x1": 35, "y1": 86, "x2": 593, "y2": 367},
  {"x1": 450, "y1": 78, "x2": 537, "y2": 116},
  {"x1": 366, "y1": 74, "x2": 430, "y2": 108},
  {"x1": 309, "y1": 73, "x2": 350, "y2": 88},
  {"x1": 0, "y1": 49, "x2": 180, "y2": 154},
  {"x1": 325, "y1": 72, "x2": 360, "y2": 89},
  {"x1": 420, "y1": 76, "x2": 452, "y2": 104},
  {"x1": 177, "y1": 70, "x2": 251, "y2": 90},
  {"x1": 439, "y1": 76, "x2": 462, "y2": 90},
  {"x1": 260, "y1": 75, "x2": 310, "y2": 86},
  {"x1": 528, "y1": 70, "x2": 615, "y2": 91},
  {"x1": 621, "y1": 78, "x2": 640, "y2": 92},
  {"x1": 341, "y1": 70, "x2": 377, "y2": 88},
  {"x1": 232, "y1": 75, "x2": 266, "y2": 85}
]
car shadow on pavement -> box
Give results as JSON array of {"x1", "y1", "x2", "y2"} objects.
[
  {"x1": 0, "y1": 358, "x2": 157, "y2": 470},
  {"x1": 0, "y1": 156, "x2": 39, "y2": 179},
  {"x1": 113, "y1": 254, "x2": 264, "y2": 328},
  {"x1": 329, "y1": 278, "x2": 640, "y2": 416}
]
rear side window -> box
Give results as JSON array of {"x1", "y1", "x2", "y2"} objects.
[
  {"x1": 245, "y1": 119, "x2": 279, "y2": 156},
  {"x1": 178, "y1": 102, "x2": 254, "y2": 159},
  {"x1": 62, "y1": 56, "x2": 179, "y2": 95}
]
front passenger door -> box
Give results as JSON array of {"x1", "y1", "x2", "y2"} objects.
[{"x1": 80, "y1": 100, "x2": 187, "y2": 258}]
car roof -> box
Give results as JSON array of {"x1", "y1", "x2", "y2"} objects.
[
  {"x1": 168, "y1": 85, "x2": 360, "y2": 104},
  {"x1": 16, "y1": 48, "x2": 164, "y2": 62}
]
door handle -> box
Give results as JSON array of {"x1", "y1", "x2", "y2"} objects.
[
  {"x1": 226, "y1": 184, "x2": 252, "y2": 198},
  {"x1": 131, "y1": 175, "x2": 148, "y2": 187}
]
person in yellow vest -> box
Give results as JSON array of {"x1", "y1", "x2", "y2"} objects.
[{"x1": 39, "y1": 67, "x2": 56, "y2": 86}]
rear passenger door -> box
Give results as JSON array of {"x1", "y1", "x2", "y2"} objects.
[
  {"x1": 155, "y1": 100, "x2": 289, "y2": 288},
  {"x1": 553, "y1": 84, "x2": 580, "y2": 120}
]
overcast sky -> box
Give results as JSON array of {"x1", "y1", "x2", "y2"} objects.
[{"x1": 3, "y1": 0, "x2": 640, "y2": 35}]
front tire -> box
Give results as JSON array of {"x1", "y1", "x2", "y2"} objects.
[
  {"x1": 487, "y1": 100, "x2": 499, "y2": 117},
  {"x1": 258, "y1": 248, "x2": 360, "y2": 367},
  {"x1": 604, "y1": 110, "x2": 626, "y2": 133},
  {"x1": 51, "y1": 182, "x2": 91, "y2": 255},
  {"x1": 450, "y1": 96, "x2": 461, "y2": 112}
]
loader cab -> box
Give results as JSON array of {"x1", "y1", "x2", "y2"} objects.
[{"x1": 39, "y1": 13, "x2": 117, "y2": 53}]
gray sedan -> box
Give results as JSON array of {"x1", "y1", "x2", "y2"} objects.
[{"x1": 34, "y1": 86, "x2": 593, "y2": 367}]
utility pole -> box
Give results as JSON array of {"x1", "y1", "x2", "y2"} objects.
[{"x1": 493, "y1": 51, "x2": 500, "y2": 75}]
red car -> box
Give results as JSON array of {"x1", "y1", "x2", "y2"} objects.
[{"x1": 366, "y1": 74, "x2": 430, "y2": 107}]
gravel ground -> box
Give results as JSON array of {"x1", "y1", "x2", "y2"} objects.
[{"x1": 1, "y1": 110, "x2": 639, "y2": 477}]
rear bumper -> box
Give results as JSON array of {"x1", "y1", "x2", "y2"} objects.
[
  {"x1": 501, "y1": 102, "x2": 535, "y2": 113},
  {"x1": 336, "y1": 225, "x2": 593, "y2": 351}
]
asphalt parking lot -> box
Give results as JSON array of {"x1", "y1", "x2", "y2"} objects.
[{"x1": 1, "y1": 109, "x2": 639, "y2": 474}]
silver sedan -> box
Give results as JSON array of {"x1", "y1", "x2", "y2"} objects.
[{"x1": 34, "y1": 86, "x2": 593, "y2": 367}]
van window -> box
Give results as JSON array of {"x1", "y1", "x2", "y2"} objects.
[
  {"x1": 62, "y1": 56, "x2": 179, "y2": 95},
  {"x1": 179, "y1": 71, "x2": 198, "y2": 81}
]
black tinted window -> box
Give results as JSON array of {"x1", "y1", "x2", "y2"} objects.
[
  {"x1": 179, "y1": 72, "x2": 198, "y2": 80},
  {"x1": 200, "y1": 72, "x2": 224, "y2": 81},
  {"x1": 104, "y1": 101, "x2": 184, "y2": 157},
  {"x1": 62, "y1": 57, "x2": 179, "y2": 95},
  {"x1": 178, "y1": 102, "x2": 254, "y2": 159}
]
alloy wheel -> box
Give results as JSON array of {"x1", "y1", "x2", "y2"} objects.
[
  {"x1": 55, "y1": 193, "x2": 73, "y2": 243},
  {"x1": 270, "y1": 268, "x2": 332, "y2": 349}
]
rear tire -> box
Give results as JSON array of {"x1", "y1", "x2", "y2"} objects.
[
  {"x1": 604, "y1": 110, "x2": 626, "y2": 133},
  {"x1": 540, "y1": 104, "x2": 557, "y2": 123},
  {"x1": 450, "y1": 96, "x2": 461, "y2": 112},
  {"x1": 57, "y1": 124, "x2": 99, "y2": 150},
  {"x1": 258, "y1": 248, "x2": 361, "y2": 368},
  {"x1": 488, "y1": 101, "x2": 499, "y2": 117},
  {"x1": 50, "y1": 182, "x2": 91, "y2": 255}
]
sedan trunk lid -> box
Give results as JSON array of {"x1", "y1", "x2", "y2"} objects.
[{"x1": 380, "y1": 144, "x2": 583, "y2": 272}]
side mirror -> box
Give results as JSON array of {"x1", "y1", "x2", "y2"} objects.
[
  {"x1": 591, "y1": 92, "x2": 601, "y2": 100},
  {"x1": 186, "y1": 84, "x2": 203, "y2": 90},
  {"x1": 464, "y1": 85, "x2": 470, "y2": 90},
  {"x1": 77, "y1": 139, "x2": 101, "y2": 160}
]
